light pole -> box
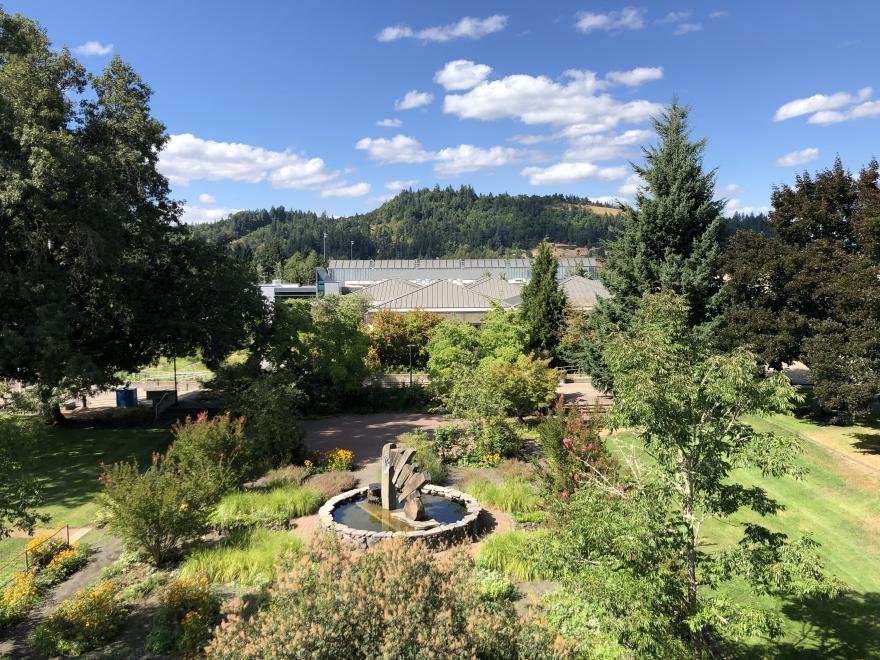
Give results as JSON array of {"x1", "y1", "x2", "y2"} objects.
[
  {"x1": 350, "y1": 240, "x2": 354, "y2": 259},
  {"x1": 323, "y1": 232, "x2": 327, "y2": 262},
  {"x1": 407, "y1": 343, "x2": 416, "y2": 387}
]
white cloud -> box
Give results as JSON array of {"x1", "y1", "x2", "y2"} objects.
[
  {"x1": 355, "y1": 135, "x2": 434, "y2": 164},
  {"x1": 658, "y1": 11, "x2": 691, "y2": 24},
  {"x1": 724, "y1": 200, "x2": 770, "y2": 216},
  {"x1": 605, "y1": 66, "x2": 663, "y2": 87},
  {"x1": 593, "y1": 195, "x2": 625, "y2": 205},
  {"x1": 434, "y1": 145, "x2": 521, "y2": 175},
  {"x1": 774, "y1": 87, "x2": 872, "y2": 121},
  {"x1": 197, "y1": 193, "x2": 216, "y2": 204},
  {"x1": 72, "y1": 40, "x2": 113, "y2": 56},
  {"x1": 356, "y1": 135, "x2": 521, "y2": 175},
  {"x1": 776, "y1": 147, "x2": 819, "y2": 166},
  {"x1": 444, "y1": 68, "x2": 662, "y2": 128},
  {"x1": 809, "y1": 100, "x2": 880, "y2": 124},
  {"x1": 709, "y1": 10, "x2": 729, "y2": 18},
  {"x1": 563, "y1": 129, "x2": 652, "y2": 162},
  {"x1": 377, "y1": 15, "x2": 508, "y2": 43},
  {"x1": 181, "y1": 205, "x2": 241, "y2": 225},
  {"x1": 509, "y1": 134, "x2": 557, "y2": 145},
  {"x1": 435, "y1": 60, "x2": 493, "y2": 91},
  {"x1": 724, "y1": 183, "x2": 743, "y2": 195},
  {"x1": 617, "y1": 173, "x2": 645, "y2": 196},
  {"x1": 575, "y1": 7, "x2": 644, "y2": 33},
  {"x1": 376, "y1": 118, "x2": 402, "y2": 127},
  {"x1": 395, "y1": 90, "x2": 434, "y2": 110},
  {"x1": 159, "y1": 133, "x2": 340, "y2": 190},
  {"x1": 385, "y1": 179, "x2": 419, "y2": 191},
  {"x1": 320, "y1": 182, "x2": 371, "y2": 198},
  {"x1": 521, "y1": 162, "x2": 628, "y2": 185},
  {"x1": 674, "y1": 23, "x2": 703, "y2": 35}
]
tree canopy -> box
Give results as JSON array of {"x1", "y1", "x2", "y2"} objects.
[
  {"x1": 0, "y1": 10, "x2": 263, "y2": 417},
  {"x1": 519, "y1": 240, "x2": 567, "y2": 361},
  {"x1": 721, "y1": 158, "x2": 880, "y2": 420}
]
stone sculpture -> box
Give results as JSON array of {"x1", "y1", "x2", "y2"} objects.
[{"x1": 380, "y1": 442, "x2": 428, "y2": 521}]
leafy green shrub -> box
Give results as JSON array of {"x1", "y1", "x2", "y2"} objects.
[
  {"x1": 99, "y1": 454, "x2": 218, "y2": 565},
  {"x1": 166, "y1": 412, "x2": 255, "y2": 495},
  {"x1": 210, "y1": 486, "x2": 322, "y2": 529},
  {"x1": 433, "y1": 423, "x2": 520, "y2": 466},
  {"x1": 463, "y1": 478, "x2": 542, "y2": 518},
  {"x1": 477, "y1": 568, "x2": 516, "y2": 602},
  {"x1": 399, "y1": 429, "x2": 447, "y2": 483},
  {"x1": 205, "y1": 536, "x2": 564, "y2": 659},
  {"x1": 476, "y1": 530, "x2": 556, "y2": 582},
  {"x1": 236, "y1": 374, "x2": 307, "y2": 465},
  {"x1": 30, "y1": 581, "x2": 126, "y2": 656},
  {"x1": 35, "y1": 543, "x2": 91, "y2": 588},
  {"x1": 25, "y1": 531, "x2": 67, "y2": 569},
  {"x1": 148, "y1": 577, "x2": 221, "y2": 657},
  {"x1": 305, "y1": 471, "x2": 359, "y2": 500},
  {"x1": 179, "y1": 529, "x2": 304, "y2": 587}
]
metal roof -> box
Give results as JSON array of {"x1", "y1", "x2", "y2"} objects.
[
  {"x1": 560, "y1": 276, "x2": 609, "y2": 309},
  {"x1": 372, "y1": 279, "x2": 497, "y2": 311},
  {"x1": 329, "y1": 257, "x2": 597, "y2": 269},
  {"x1": 355, "y1": 278, "x2": 422, "y2": 304},
  {"x1": 465, "y1": 276, "x2": 523, "y2": 301}
]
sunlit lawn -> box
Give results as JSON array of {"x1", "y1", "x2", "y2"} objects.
[{"x1": 609, "y1": 414, "x2": 880, "y2": 658}]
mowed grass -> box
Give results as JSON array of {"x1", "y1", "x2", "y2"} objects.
[
  {"x1": 610, "y1": 414, "x2": 880, "y2": 658},
  {"x1": 0, "y1": 538, "x2": 29, "y2": 586}
]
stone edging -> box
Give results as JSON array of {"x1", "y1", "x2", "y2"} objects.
[{"x1": 318, "y1": 485, "x2": 482, "y2": 549}]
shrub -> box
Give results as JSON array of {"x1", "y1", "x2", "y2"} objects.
[
  {"x1": 166, "y1": 412, "x2": 256, "y2": 495},
  {"x1": 210, "y1": 486, "x2": 322, "y2": 529},
  {"x1": 26, "y1": 531, "x2": 67, "y2": 569},
  {"x1": 205, "y1": 536, "x2": 564, "y2": 659},
  {"x1": 322, "y1": 448, "x2": 354, "y2": 472},
  {"x1": 236, "y1": 374, "x2": 308, "y2": 465},
  {"x1": 477, "y1": 568, "x2": 516, "y2": 602},
  {"x1": 433, "y1": 423, "x2": 520, "y2": 466},
  {"x1": 0, "y1": 572, "x2": 39, "y2": 628},
  {"x1": 476, "y1": 530, "x2": 557, "y2": 582},
  {"x1": 36, "y1": 542, "x2": 91, "y2": 587},
  {"x1": 99, "y1": 454, "x2": 218, "y2": 565},
  {"x1": 180, "y1": 529, "x2": 304, "y2": 587},
  {"x1": 398, "y1": 429, "x2": 446, "y2": 483},
  {"x1": 256, "y1": 464, "x2": 309, "y2": 489},
  {"x1": 148, "y1": 578, "x2": 221, "y2": 657},
  {"x1": 305, "y1": 471, "x2": 359, "y2": 500},
  {"x1": 463, "y1": 478, "x2": 541, "y2": 518},
  {"x1": 367, "y1": 309, "x2": 442, "y2": 371},
  {"x1": 31, "y1": 581, "x2": 126, "y2": 656}
]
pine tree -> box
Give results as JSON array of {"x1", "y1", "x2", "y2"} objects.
[
  {"x1": 519, "y1": 240, "x2": 566, "y2": 360},
  {"x1": 577, "y1": 100, "x2": 725, "y2": 388}
]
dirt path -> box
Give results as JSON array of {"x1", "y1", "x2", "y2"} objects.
[
  {"x1": 800, "y1": 429, "x2": 880, "y2": 479},
  {"x1": 0, "y1": 535, "x2": 123, "y2": 658},
  {"x1": 8, "y1": 526, "x2": 92, "y2": 542}
]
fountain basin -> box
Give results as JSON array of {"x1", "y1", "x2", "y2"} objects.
[{"x1": 319, "y1": 485, "x2": 483, "y2": 549}]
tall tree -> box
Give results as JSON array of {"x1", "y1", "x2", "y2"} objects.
[
  {"x1": 0, "y1": 11, "x2": 262, "y2": 418},
  {"x1": 577, "y1": 101, "x2": 725, "y2": 388},
  {"x1": 721, "y1": 159, "x2": 880, "y2": 420},
  {"x1": 519, "y1": 240, "x2": 566, "y2": 360},
  {"x1": 570, "y1": 292, "x2": 837, "y2": 654}
]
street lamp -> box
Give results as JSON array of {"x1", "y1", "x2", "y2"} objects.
[
  {"x1": 407, "y1": 343, "x2": 416, "y2": 387},
  {"x1": 323, "y1": 232, "x2": 327, "y2": 262},
  {"x1": 350, "y1": 240, "x2": 354, "y2": 259}
]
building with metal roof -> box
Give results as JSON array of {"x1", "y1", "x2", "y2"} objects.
[
  {"x1": 465, "y1": 276, "x2": 523, "y2": 301},
  {"x1": 355, "y1": 278, "x2": 423, "y2": 305},
  {"x1": 369, "y1": 279, "x2": 503, "y2": 323},
  {"x1": 318, "y1": 257, "x2": 598, "y2": 289},
  {"x1": 559, "y1": 276, "x2": 609, "y2": 309}
]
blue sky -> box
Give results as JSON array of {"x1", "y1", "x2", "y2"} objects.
[{"x1": 10, "y1": 1, "x2": 880, "y2": 222}]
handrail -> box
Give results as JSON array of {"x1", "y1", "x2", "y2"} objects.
[{"x1": 154, "y1": 391, "x2": 176, "y2": 420}]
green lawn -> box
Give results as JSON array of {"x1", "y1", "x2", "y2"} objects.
[{"x1": 611, "y1": 414, "x2": 880, "y2": 658}]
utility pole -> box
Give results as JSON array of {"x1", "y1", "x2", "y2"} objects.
[{"x1": 173, "y1": 355, "x2": 178, "y2": 404}]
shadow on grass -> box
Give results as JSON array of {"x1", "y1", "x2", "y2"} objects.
[
  {"x1": 730, "y1": 591, "x2": 880, "y2": 659},
  {"x1": 35, "y1": 425, "x2": 171, "y2": 516},
  {"x1": 851, "y1": 432, "x2": 880, "y2": 456}
]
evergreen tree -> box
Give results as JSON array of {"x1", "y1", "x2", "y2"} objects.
[
  {"x1": 519, "y1": 240, "x2": 566, "y2": 360},
  {"x1": 577, "y1": 100, "x2": 725, "y2": 388}
]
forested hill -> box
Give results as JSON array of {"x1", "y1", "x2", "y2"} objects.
[{"x1": 191, "y1": 186, "x2": 623, "y2": 263}]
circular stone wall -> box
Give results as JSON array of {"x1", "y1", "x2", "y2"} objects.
[{"x1": 318, "y1": 485, "x2": 483, "y2": 549}]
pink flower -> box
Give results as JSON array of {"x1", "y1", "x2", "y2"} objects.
[
  {"x1": 561, "y1": 491, "x2": 569, "y2": 500},
  {"x1": 562, "y1": 437, "x2": 573, "y2": 449}
]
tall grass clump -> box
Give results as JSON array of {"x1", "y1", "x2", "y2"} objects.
[
  {"x1": 463, "y1": 478, "x2": 541, "y2": 518},
  {"x1": 476, "y1": 530, "x2": 556, "y2": 582},
  {"x1": 180, "y1": 529, "x2": 303, "y2": 587},
  {"x1": 210, "y1": 486, "x2": 321, "y2": 529},
  {"x1": 399, "y1": 429, "x2": 446, "y2": 483}
]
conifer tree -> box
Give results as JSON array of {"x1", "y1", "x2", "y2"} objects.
[
  {"x1": 576, "y1": 100, "x2": 725, "y2": 387},
  {"x1": 519, "y1": 240, "x2": 566, "y2": 360}
]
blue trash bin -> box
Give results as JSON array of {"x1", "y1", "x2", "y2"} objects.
[{"x1": 115, "y1": 388, "x2": 138, "y2": 407}]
